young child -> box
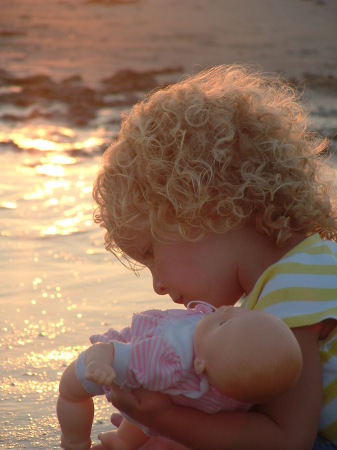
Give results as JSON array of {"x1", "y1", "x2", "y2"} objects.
[
  {"x1": 79, "y1": 64, "x2": 336, "y2": 449},
  {"x1": 57, "y1": 303, "x2": 303, "y2": 450}
]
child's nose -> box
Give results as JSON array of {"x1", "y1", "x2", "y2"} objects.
[{"x1": 152, "y1": 274, "x2": 169, "y2": 296}]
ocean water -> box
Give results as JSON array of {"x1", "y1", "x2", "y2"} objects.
[{"x1": 0, "y1": 0, "x2": 337, "y2": 448}]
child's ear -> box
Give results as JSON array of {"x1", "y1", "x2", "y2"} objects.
[{"x1": 194, "y1": 357, "x2": 206, "y2": 374}]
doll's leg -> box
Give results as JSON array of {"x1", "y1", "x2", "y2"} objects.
[
  {"x1": 57, "y1": 361, "x2": 94, "y2": 450},
  {"x1": 84, "y1": 343, "x2": 116, "y2": 386},
  {"x1": 98, "y1": 419, "x2": 149, "y2": 450}
]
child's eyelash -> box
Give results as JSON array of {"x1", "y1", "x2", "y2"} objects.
[{"x1": 143, "y1": 246, "x2": 154, "y2": 259}]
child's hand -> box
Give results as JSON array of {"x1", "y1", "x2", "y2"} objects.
[
  {"x1": 109, "y1": 383, "x2": 173, "y2": 428},
  {"x1": 85, "y1": 361, "x2": 116, "y2": 386}
]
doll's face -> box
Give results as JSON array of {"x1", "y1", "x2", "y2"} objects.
[
  {"x1": 193, "y1": 306, "x2": 303, "y2": 402},
  {"x1": 193, "y1": 305, "x2": 255, "y2": 388},
  {"x1": 193, "y1": 305, "x2": 252, "y2": 364}
]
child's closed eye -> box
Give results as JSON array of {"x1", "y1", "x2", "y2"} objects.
[{"x1": 142, "y1": 245, "x2": 154, "y2": 261}]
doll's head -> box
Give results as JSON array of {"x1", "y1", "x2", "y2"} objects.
[
  {"x1": 193, "y1": 306, "x2": 303, "y2": 404},
  {"x1": 93, "y1": 64, "x2": 336, "y2": 270}
]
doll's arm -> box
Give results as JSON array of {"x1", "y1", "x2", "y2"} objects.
[
  {"x1": 84, "y1": 342, "x2": 116, "y2": 386},
  {"x1": 108, "y1": 326, "x2": 322, "y2": 449},
  {"x1": 57, "y1": 361, "x2": 94, "y2": 450},
  {"x1": 84, "y1": 344, "x2": 152, "y2": 450}
]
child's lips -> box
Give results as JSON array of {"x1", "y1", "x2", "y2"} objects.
[{"x1": 173, "y1": 296, "x2": 184, "y2": 305}]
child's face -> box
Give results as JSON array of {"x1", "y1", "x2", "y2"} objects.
[{"x1": 129, "y1": 230, "x2": 245, "y2": 309}]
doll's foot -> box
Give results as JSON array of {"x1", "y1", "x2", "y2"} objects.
[
  {"x1": 85, "y1": 361, "x2": 116, "y2": 386},
  {"x1": 98, "y1": 431, "x2": 131, "y2": 450},
  {"x1": 60, "y1": 434, "x2": 91, "y2": 450}
]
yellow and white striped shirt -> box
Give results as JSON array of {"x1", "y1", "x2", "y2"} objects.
[{"x1": 242, "y1": 234, "x2": 337, "y2": 444}]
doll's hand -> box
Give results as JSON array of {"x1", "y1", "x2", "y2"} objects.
[
  {"x1": 85, "y1": 361, "x2": 116, "y2": 386},
  {"x1": 109, "y1": 383, "x2": 173, "y2": 428}
]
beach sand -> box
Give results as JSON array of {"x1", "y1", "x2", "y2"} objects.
[{"x1": 0, "y1": 0, "x2": 336, "y2": 448}]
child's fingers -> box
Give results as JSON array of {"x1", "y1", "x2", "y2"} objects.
[
  {"x1": 110, "y1": 412, "x2": 123, "y2": 427},
  {"x1": 109, "y1": 383, "x2": 139, "y2": 413},
  {"x1": 109, "y1": 385, "x2": 172, "y2": 421}
]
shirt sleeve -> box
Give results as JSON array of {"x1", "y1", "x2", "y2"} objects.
[{"x1": 242, "y1": 236, "x2": 337, "y2": 328}]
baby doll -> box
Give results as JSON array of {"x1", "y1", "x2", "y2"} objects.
[{"x1": 57, "y1": 303, "x2": 303, "y2": 450}]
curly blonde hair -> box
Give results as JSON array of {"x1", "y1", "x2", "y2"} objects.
[{"x1": 93, "y1": 64, "x2": 337, "y2": 267}]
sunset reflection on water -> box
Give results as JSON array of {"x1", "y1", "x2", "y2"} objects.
[{"x1": 1, "y1": 130, "x2": 100, "y2": 239}]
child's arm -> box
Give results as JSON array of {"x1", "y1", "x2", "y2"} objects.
[
  {"x1": 108, "y1": 327, "x2": 322, "y2": 449},
  {"x1": 57, "y1": 361, "x2": 94, "y2": 450}
]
